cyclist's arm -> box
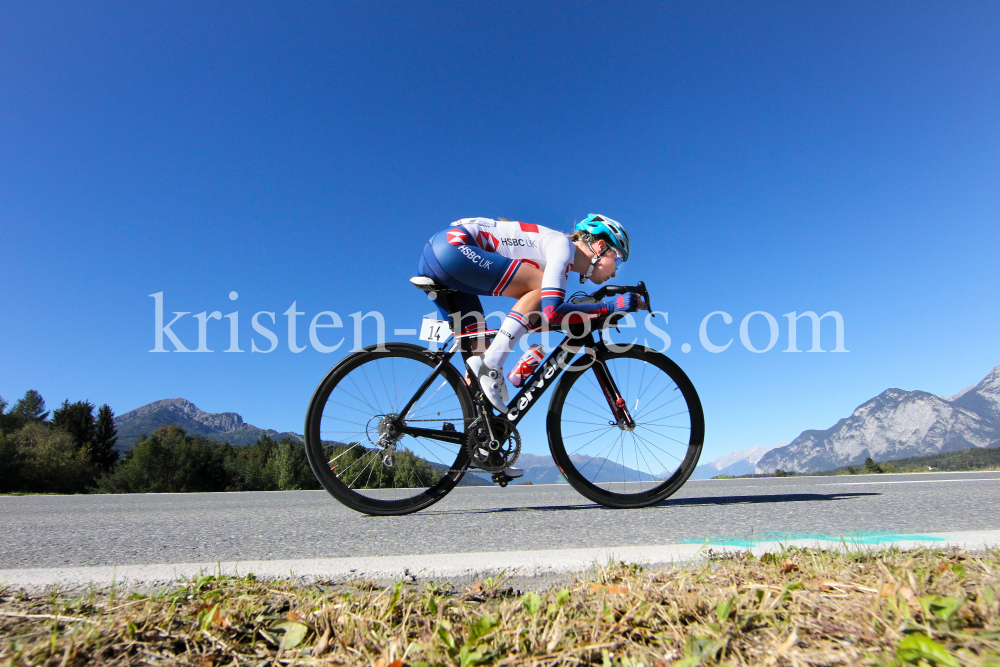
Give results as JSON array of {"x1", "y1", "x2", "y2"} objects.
[{"x1": 537, "y1": 236, "x2": 636, "y2": 326}]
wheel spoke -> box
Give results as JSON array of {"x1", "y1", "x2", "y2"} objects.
[
  {"x1": 637, "y1": 423, "x2": 691, "y2": 435},
  {"x1": 562, "y1": 426, "x2": 616, "y2": 439},
  {"x1": 567, "y1": 426, "x2": 618, "y2": 457},
  {"x1": 634, "y1": 424, "x2": 691, "y2": 449},
  {"x1": 326, "y1": 399, "x2": 379, "y2": 418},
  {"x1": 634, "y1": 391, "x2": 683, "y2": 422},
  {"x1": 639, "y1": 411, "x2": 690, "y2": 425},
  {"x1": 632, "y1": 429, "x2": 685, "y2": 464}
]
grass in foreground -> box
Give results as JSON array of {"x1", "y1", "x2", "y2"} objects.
[{"x1": 2, "y1": 547, "x2": 999, "y2": 666}]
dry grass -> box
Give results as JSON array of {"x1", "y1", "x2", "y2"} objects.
[{"x1": 2, "y1": 547, "x2": 999, "y2": 666}]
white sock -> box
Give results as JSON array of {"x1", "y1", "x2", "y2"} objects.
[{"x1": 482, "y1": 310, "x2": 529, "y2": 369}]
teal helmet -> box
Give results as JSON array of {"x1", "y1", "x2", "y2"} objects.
[{"x1": 575, "y1": 214, "x2": 630, "y2": 262}]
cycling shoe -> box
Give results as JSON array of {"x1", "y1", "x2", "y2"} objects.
[{"x1": 467, "y1": 355, "x2": 509, "y2": 413}]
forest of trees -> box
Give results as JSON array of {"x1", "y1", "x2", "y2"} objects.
[{"x1": 0, "y1": 390, "x2": 319, "y2": 494}]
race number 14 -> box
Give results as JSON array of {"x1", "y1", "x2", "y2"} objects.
[{"x1": 419, "y1": 319, "x2": 450, "y2": 343}]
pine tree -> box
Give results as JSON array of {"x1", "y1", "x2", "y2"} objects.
[
  {"x1": 52, "y1": 400, "x2": 97, "y2": 450},
  {"x1": 864, "y1": 457, "x2": 883, "y2": 474},
  {"x1": 93, "y1": 404, "x2": 119, "y2": 471},
  {"x1": 0, "y1": 396, "x2": 14, "y2": 434},
  {"x1": 12, "y1": 390, "x2": 48, "y2": 424}
]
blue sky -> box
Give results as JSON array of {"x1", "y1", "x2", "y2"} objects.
[{"x1": 2, "y1": 1, "x2": 998, "y2": 461}]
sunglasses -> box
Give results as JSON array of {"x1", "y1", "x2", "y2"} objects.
[{"x1": 595, "y1": 244, "x2": 623, "y2": 270}]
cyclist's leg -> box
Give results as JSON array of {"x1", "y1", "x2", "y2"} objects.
[
  {"x1": 419, "y1": 227, "x2": 537, "y2": 335},
  {"x1": 418, "y1": 236, "x2": 490, "y2": 351},
  {"x1": 498, "y1": 262, "x2": 543, "y2": 303},
  {"x1": 484, "y1": 263, "x2": 544, "y2": 367},
  {"x1": 419, "y1": 232, "x2": 547, "y2": 372},
  {"x1": 419, "y1": 228, "x2": 515, "y2": 295},
  {"x1": 419, "y1": 229, "x2": 528, "y2": 409}
]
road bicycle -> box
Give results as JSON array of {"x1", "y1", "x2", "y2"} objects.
[{"x1": 303, "y1": 277, "x2": 704, "y2": 515}]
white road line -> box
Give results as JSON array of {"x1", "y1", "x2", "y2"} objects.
[
  {"x1": 3, "y1": 531, "x2": 999, "y2": 589},
  {"x1": 824, "y1": 478, "x2": 1000, "y2": 486}
]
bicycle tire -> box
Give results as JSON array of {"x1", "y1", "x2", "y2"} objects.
[
  {"x1": 304, "y1": 342, "x2": 475, "y2": 515},
  {"x1": 547, "y1": 344, "x2": 704, "y2": 508}
]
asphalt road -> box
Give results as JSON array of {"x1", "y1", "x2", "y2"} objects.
[{"x1": 2, "y1": 471, "x2": 999, "y2": 571}]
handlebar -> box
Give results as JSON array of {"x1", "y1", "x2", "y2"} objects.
[{"x1": 591, "y1": 281, "x2": 654, "y2": 317}]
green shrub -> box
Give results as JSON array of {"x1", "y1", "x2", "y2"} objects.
[
  {"x1": 96, "y1": 425, "x2": 229, "y2": 494},
  {"x1": 97, "y1": 427, "x2": 320, "y2": 494},
  {"x1": 7, "y1": 423, "x2": 95, "y2": 494},
  {"x1": 0, "y1": 430, "x2": 25, "y2": 492}
]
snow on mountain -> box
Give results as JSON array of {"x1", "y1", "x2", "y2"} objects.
[
  {"x1": 713, "y1": 445, "x2": 770, "y2": 470},
  {"x1": 756, "y1": 364, "x2": 1000, "y2": 474},
  {"x1": 691, "y1": 445, "x2": 773, "y2": 479}
]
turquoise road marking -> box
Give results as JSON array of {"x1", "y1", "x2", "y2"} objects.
[{"x1": 680, "y1": 531, "x2": 946, "y2": 549}]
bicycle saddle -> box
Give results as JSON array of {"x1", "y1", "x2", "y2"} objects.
[{"x1": 409, "y1": 276, "x2": 456, "y2": 294}]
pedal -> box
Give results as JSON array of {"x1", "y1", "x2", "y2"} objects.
[
  {"x1": 491, "y1": 469, "x2": 523, "y2": 488},
  {"x1": 491, "y1": 472, "x2": 512, "y2": 488}
]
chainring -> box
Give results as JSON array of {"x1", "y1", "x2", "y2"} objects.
[{"x1": 466, "y1": 416, "x2": 521, "y2": 473}]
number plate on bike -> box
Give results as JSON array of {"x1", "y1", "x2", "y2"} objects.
[{"x1": 419, "y1": 319, "x2": 451, "y2": 342}]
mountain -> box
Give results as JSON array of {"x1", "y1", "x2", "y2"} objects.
[
  {"x1": 516, "y1": 453, "x2": 570, "y2": 484},
  {"x1": 756, "y1": 364, "x2": 1000, "y2": 474},
  {"x1": 952, "y1": 366, "x2": 1000, "y2": 423},
  {"x1": 691, "y1": 445, "x2": 772, "y2": 479},
  {"x1": 114, "y1": 398, "x2": 304, "y2": 451},
  {"x1": 503, "y1": 452, "x2": 652, "y2": 485}
]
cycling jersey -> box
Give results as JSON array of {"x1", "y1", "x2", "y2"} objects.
[
  {"x1": 448, "y1": 218, "x2": 576, "y2": 297},
  {"x1": 418, "y1": 218, "x2": 617, "y2": 328}
]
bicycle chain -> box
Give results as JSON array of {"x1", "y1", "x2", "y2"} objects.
[
  {"x1": 368, "y1": 414, "x2": 511, "y2": 474},
  {"x1": 396, "y1": 417, "x2": 479, "y2": 422}
]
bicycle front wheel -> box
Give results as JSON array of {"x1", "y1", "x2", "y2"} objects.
[
  {"x1": 547, "y1": 345, "x2": 704, "y2": 508},
  {"x1": 304, "y1": 343, "x2": 474, "y2": 515}
]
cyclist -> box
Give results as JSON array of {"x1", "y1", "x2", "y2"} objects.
[{"x1": 417, "y1": 214, "x2": 645, "y2": 416}]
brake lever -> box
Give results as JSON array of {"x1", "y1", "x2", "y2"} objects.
[{"x1": 637, "y1": 280, "x2": 654, "y2": 317}]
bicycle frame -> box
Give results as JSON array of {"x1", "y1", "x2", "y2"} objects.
[{"x1": 397, "y1": 328, "x2": 636, "y2": 445}]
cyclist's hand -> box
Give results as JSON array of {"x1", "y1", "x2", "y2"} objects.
[{"x1": 608, "y1": 292, "x2": 641, "y2": 313}]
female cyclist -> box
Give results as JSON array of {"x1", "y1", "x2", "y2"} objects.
[{"x1": 418, "y1": 214, "x2": 647, "y2": 417}]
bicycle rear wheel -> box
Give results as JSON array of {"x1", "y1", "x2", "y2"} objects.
[
  {"x1": 547, "y1": 345, "x2": 704, "y2": 508},
  {"x1": 304, "y1": 343, "x2": 474, "y2": 515}
]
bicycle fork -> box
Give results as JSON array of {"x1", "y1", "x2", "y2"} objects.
[{"x1": 587, "y1": 345, "x2": 637, "y2": 431}]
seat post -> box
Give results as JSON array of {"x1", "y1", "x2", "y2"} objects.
[{"x1": 435, "y1": 291, "x2": 475, "y2": 356}]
